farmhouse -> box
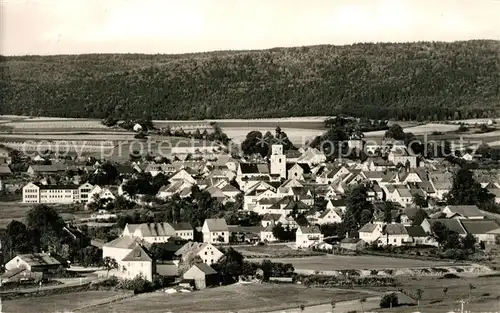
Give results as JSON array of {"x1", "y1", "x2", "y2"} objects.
[
  {"x1": 183, "y1": 263, "x2": 218, "y2": 290},
  {"x1": 442, "y1": 205, "x2": 485, "y2": 220},
  {"x1": 5, "y1": 253, "x2": 63, "y2": 278},
  {"x1": 296, "y1": 225, "x2": 324, "y2": 248},
  {"x1": 175, "y1": 242, "x2": 224, "y2": 265},
  {"x1": 120, "y1": 245, "x2": 155, "y2": 281},
  {"x1": 202, "y1": 218, "x2": 230, "y2": 244}
]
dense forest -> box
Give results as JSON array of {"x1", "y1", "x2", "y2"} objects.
[{"x1": 0, "y1": 40, "x2": 499, "y2": 120}]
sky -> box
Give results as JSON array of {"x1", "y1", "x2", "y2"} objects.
[{"x1": 1, "y1": 0, "x2": 499, "y2": 55}]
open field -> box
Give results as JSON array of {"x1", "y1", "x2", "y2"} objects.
[
  {"x1": 3, "y1": 291, "x2": 130, "y2": 313},
  {"x1": 234, "y1": 244, "x2": 323, "y2": 258},
  {"x1": 0, "y1": 202, "x2": 90, "y2": 229},
  {"x1": 364, "y1": 123, "x2": 460, "y2": 137},
  {"x1": 80, "y1": 283, "x2": 372, "y2": 313},
  {"x1": 224, "y1": 127, "x2": 324, "y2": 145},
  {"x1": 374, "y1": 274, "x2": 500, "y2": 313},
  {"x1": 250, "y1": 255, "x2": 454, "y2": 271}
]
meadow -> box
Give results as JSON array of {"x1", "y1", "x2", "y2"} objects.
[
  {"x1": 79, "y1": 283, "x2": 371, "y2": 313},
  {"x1": 249, "y1": 255, "x2": 453, "y2": 271},
  {"x1": 3, "y1": 291, "x2": 131, "y2": 313}
]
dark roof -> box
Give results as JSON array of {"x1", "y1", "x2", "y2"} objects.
[
  {"x1": 286, "y1": 163, "x2": 311, "y2": 174},
  {"x1": 460, "y1": 220, "x2": 500, "y2": 235},
  {"x1": 170, "y1": 223, "x2": 193, "y2": 231},
  {"x1": 428, "y1": 219, "x2": 467, "y2": 235},
  {"x1": 17, "y1": 253, "x2": 62, "y2": 267},
  {"x1": 192, "y1": 263, "x2": 217, "y2": 275},
  {"x1": 240, "y1": 163, "x2": 269, "y2": 174},
  {"x1": 38, "y1": 184, "x2": 80, "y2": 190},
  {"x1": 405, "y1": 225, "x2": 427, "y2": 237},
  {"x1": 446, "y1": 205, "x2": 484, "y2": 218},
  {"x1": 359, "y1": 223, "x2": 378, "y2": 233},
  {"x1": 383, "y1": 224, "x2": 408, "y2": 235},
  {"x1": 121, "y1": 245, "x2": 153, "y2": 262},
  {"x1": 0, "y1": 165, "x2": 12, "y2": 175}
]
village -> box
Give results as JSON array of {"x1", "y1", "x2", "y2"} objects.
[{"x1": 0, "y1": 120, "x2": 500, "y2": 312}]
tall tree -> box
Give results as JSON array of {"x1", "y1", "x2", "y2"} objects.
[{"x1": 445, "y1": 168, "x2": 494, "y2": 210}]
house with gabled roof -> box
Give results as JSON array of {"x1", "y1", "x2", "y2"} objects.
[
  {"x1": 460, "y1": 220, "x2": 500, "y2": 245},
  {"x1": 236, "y1": 162, "x2": 271, "y2": 189},
  {"x1": 120, "y1": 245, "x2": 155, "y2": 281},
  {"x1": 312, "y1": 208, "x2": 342, "y2": 225},
  {"x1": 175, "y1": 242, "x2": 224, "y2": 265},
  {"x1": 358, "y1": 223, "x2": 383, "y2": 244},
  {"x1": 183, "y1": 263, "x2": 218, "y2": 290},
  {"x1": 260, "y1": 224, "x2": 277, "y2": 242},
  {"x1": 296, "y1": 225, "x2": 323, "y2": 248},
  {"x1": 202, "y1": 218, "x2": 229, "y2": 244},
  {"x1": 377, "y1": 223, "x2": 412, "y2": 247},
  {"x1": 442, "y1": 205, "x2": 485, "y2": 220},
  {"x1": 204, "y1": 186, "x2": 230, "y2": 203},
  {"x1": 421, "y1": 218, "x2": 468, "y2": 237},
  {"x1": 296, "y1": 148, "x2": 326, "y2": 165},
  {"x1": 102, "y1": 236, "x2": 143, "y2": 263},
  {"x1": 5, "y1": 253, "x2": 63, "y2": 275},
  {"x1": 315, "y1": 165, "x2": 351, "y2": 185},
  {"x1": 122, "y1": 222, "x2": 177, "y2": 243},
  {"x1": 286, "y1": 163, "x2": 312, "y2": 181}
]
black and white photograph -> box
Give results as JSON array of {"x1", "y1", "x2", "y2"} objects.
[{"x1": 0, "y1": 0, "x2": 500, "y2": 312}]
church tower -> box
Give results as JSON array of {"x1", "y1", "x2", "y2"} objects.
[{"x1": 270, "y1": 144, "x2": 286, "y2": 178}]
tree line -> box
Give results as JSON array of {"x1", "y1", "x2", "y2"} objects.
[{"x1": 1, "y1": 40, "x2": 499, "y2": 120}]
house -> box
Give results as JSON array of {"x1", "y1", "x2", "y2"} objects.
[
  {"x1": 261, "y1": 213, "x2": 283, "y2": 228},
  {"x1": 237, "y1": 163, "x2": 271, "y2": 189},
  {"x1": 378, "y1": 224, "x2": 412, "y2": 247},
  {"x1": 295, "y1": 225, "x2": 324, "y2": 249},
  {"x1": 0, "y1": 164, "x2": 12, "y2": 177},
  {"x1": 183, "y1": 263, "x2": 218, "y2": 290},
  {"x1": 421, "y1": 218, "x2": 468, "y2": 237},
  {"x1": 22, "y1": 182, "x2": 82, "y2": 204},
  {"x1": 286, "y1": 163, "x2": 311, "y2": 181},
  {"x1": 313, "y1": 209, "x2": 342, "y2": 225},
  {"x1": 170, "y1": 223, "x2": 194, "y2": 241},
  {"x1": 260, "y1": 225, "x2": 277, "y2": 242},
  {"x1": 5, "y1": 253, "x2": 63, "y2": 277},
  {"x1": 102, "y1": 236, "x2": 142, "y2": 263},
  {"x1": 202, "y1": 219, "x2": 229, "y2": 244},
  {"x1": 404, "y1": 225, "x2": 438, "y2": 247},
  {"x1": 388, "y1": 147, "x2": 418, "y2": 168},
  {"x1": 296, "y1": 148, "x2": 327, "y2": 165},
  {"x1": 87, "y1": 186, "x2": 116, "y2": 204},
  {"x1": 120, "y1": 245, "x2": 155, "y2": 281},
  {"x1": 122, "y1": 223, "x2": 176, "y2": 243},
  {"x1": 459, "y1": 220, "x2": 500, "y2": 245},
  {"x1": 26, "y1": 164, "x2": 66, "y2": 176},
  {"x1": 175, "y1": 242, "x2": 224, "y2": 265},
  {"x1": 442, "y1": 205, "x2": 485, "y2": 220},
  {"x1": 358, "y1": 223, "x2": 383, "y2": 244},
  {"x1": 339, "y1": 238, "x2": 365, "y2": 251}
]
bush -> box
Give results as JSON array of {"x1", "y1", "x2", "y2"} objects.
[
  {"x1": 95, "y1": 276, "x2": 119, "y2": 287},
  {"x1": 380, "y1": 293, "x2": 399, "y2": 308},
  {"x1": 117, "y1": 276, "x2": 153, "y2": 294},
  {"x1": 441, "y1": 273, "x2": 460, "y2": 279}
]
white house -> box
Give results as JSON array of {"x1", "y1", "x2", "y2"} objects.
[
  {"x1": 170, "y1": 223, "x2": 194, "y2": 241},
  {"x1": 377, "y1": 224, "x2": 412, "y2": 247},
  {"x1": 119, "y1": 245, "x2": 154, "y2": 281},
  {"x1": 312, "y1": 209, "x2": 342, "y2": 225},
  {"x1": 175, "y1": 242, "x2": 224, "y2": 265},
  {"x1": 102, "y1": 236, "x2": 142, "y2": 264},
  {"x1": 358, "y1": 223, "x2": 383, "y2": 244},
  {"x1": 260, "y1": 225, "x2": 277, "y2": 242},
  {"x1": 202, "y1": 219, "x2": 229, "y2": 244},
  {"x1": 22, "y1": 182, "x2": 81, "y2": 204},
  {"x1": 295, "y1": 225, "x2": 324, "y2": 249},
  {"x1": 122, "y1": 222, "x2": 176, "y2": 243}
]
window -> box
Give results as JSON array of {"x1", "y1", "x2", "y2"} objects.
[
  {"x1": 205, "y1": 251, "x2": 207, "y2": 255},
  {"x1": 393, "y1": 238, "x2": 396, "y2": 243}
]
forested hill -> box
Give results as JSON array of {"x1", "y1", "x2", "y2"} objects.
[{"x1": 1, "y1": 40, "x2": 499, "y2": 120}]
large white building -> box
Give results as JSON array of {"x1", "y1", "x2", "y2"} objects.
[{"x1": 22, "y1": 182, "x2": 94, "y2": 204}]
